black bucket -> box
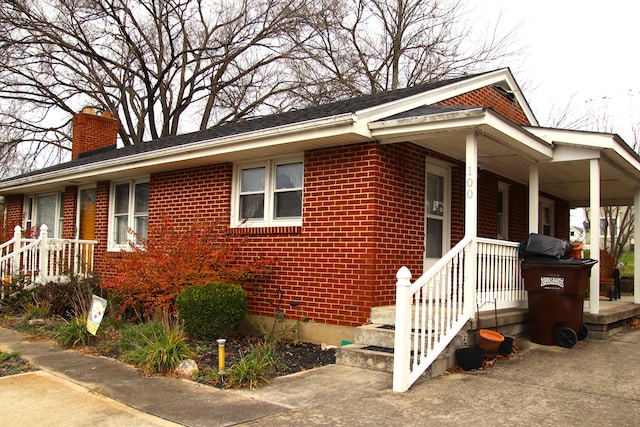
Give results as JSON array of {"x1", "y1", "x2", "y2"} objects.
[
  {"x1": 456, "y1": 346, "x2": 485, "y2": 371},
  {"x1": 498, "y1": 336, "x2": 514, "y2": 356}
]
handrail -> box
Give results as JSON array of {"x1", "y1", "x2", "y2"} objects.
[
  {"x1": 393, "y1": 236, "x2": 474, "y2": 392},
  {"x1": 1, "y1": 225, "x2": 97, "y2": 298},
  {"x1": 394, "y1": 236, "x2": 527, "y2": 392},
  {"x1": 410, "y1": 235, "x2": 473, "y2": 293}
]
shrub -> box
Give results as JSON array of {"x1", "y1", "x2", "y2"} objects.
[
  {"x1": 101, "y1": 219, "x2": 273, "y2": 319},
  {"x1": 55, "y1": 315, "x2": 95, "y2": 347},
  {"x1": 119, "y1": 320, "x2": 192, "y2": 375},
  {"x1": 33, "y1": 275, "x2": 97, "y2": 319},
  {"x1": 176, "y1": 283, "x2": 248, "y2": 340},
  {"x1": 227, "y1": 340, "x2": 283, "y2": 389},
  {"x1": 0, "y1": 288, "x2": 33, "y2": 316},
  {"x1": 24, "y1": 301, "x2": 50, "y2": 320}
]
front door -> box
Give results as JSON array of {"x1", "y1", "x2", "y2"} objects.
[
  {"x1": 78, "y1": 188, "x2": 96, "y2": 240},
  {"x1": 424, "y1": 163, "x2": 451, "y2": 270},
  {"x1": 78, "y1": 188, "x2": 96, "y2": 270}
]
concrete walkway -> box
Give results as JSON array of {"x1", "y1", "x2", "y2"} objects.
[{"x1": 1, "y1": 326, "x2": 640, "y2": 426}]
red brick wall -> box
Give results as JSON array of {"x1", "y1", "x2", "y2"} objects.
[
  {"x1": 3, "y1": 195, "x2": 23, "y2": 234},
  {"x1": 437, "y1": 86, "x2": 531, "y2": 126},
  {"x1": 372, "y1": 143, "x2": 427, "y2": 305},
  {"x1": 62, "y1": 187, "x2": 78, "y2": 239},
  {"x1": 72, "y1": 112, "x2": 119, "y2": 160},
  {"x1": 92, "y1": 181, "x2": 111, "y2": 278},
  {"x1": 148, "y1": 163, "x2": 232, "y2": 231}
]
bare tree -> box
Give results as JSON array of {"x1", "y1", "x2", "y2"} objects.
[
  {"x1": 0, "y1": 0, "x2": 520, "y2": 176},
  {"x1": 584, "y1": 206, "x2": 633, "y2": 262},
  {"x1": 0, "y1": 0, "x2": 308, "y2": 167},
  {"x1": 288, "y1": 0, "x2": 519, "y2": 104}
]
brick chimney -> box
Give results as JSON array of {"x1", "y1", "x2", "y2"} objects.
[{"x1": 71, "y1": 108, "x2": 119, "y2": 160}]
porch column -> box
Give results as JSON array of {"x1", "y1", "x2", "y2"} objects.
[
  {"x1": 635, "y1": 189, "x2": 640, "y2": 304},
  {"x1": 464, "y1": 132, "x2": 478, "y2": 316},
  {"x1": 589, "y1": 159, "x2": 601, "y2": 314},
  {"x1": 529, "y1": 163, "x2": 539, "y2": 233}
]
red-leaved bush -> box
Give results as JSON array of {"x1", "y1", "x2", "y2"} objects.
[{"x1": 101, "y1": 219, "x2": 273, "y2": 320}]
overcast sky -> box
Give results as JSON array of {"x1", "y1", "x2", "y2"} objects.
[{"x1": 479, "y1": 1, "x2": 639, "y2": 143}]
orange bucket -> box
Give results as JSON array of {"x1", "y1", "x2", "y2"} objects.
[{"x1": 478, "y1": 329, "x2": 504, "y2": 356}]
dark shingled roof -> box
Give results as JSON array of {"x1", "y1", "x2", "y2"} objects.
[
  {"x1": 2, "y1": 72, "x2": 491, "y2": 183},
  {"x1": 374, "y1": 105, "x2": 480, "y2": 122}
]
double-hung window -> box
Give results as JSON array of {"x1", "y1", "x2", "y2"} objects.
[
  {"x1": 24, "y1": 192, "x2": 65, "y2": 237},
  {"x1": 110, "y1": 178, "x2": 149, "y2": 249},
  {"x1": 235, "y1": 158, "x2": 303, "y2": 227}
]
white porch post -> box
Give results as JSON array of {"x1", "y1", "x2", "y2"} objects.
[
  {"x1": 589, "y1": 159, "x2": 601, "y2": 314},
  {"x1": 393, "y1": 266, "x2": 412, "y2": 393},
  {"x1": 464, "y1": 133, "x2": 478, "y2": 316},
  {"x1": 635, "y1": 189, "x2": 640, "y2": 304},
  {"x1": 11, "y1": 225, "x2": 21, "y2": 275},
  {"x1": 529, "y1": 164, "x2": 539, "y2": 233},
  {"x1": 38, "y1": 224, "x2": 49, "y2": 284}
]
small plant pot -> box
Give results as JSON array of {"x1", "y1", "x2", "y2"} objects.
[
  {"x1": 456, "y1": 346, "x2": 485, "y2": 371},
  {"x1": 478, "y1": 329, "x2": 504, "y2": 357},
  {"x1": 498, "y1": 335, "x2": 514, "y2": 356}
]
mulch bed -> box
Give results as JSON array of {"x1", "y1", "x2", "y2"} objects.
[{"x1": 190, "y1": 335, "x2": 336, "y2": 388}]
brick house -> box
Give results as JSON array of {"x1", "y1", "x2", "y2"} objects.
[{"x1": 2, "y1": 68, "x2": 639, "y2": 346}]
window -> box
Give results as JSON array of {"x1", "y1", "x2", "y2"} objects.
[
  {"x1": 24, "y1": 192, "x2": 65, "y2": 237},
  {"x1": 234, "y1": 158, "x2": 303, "y2": 227},
  {"x1": 110, "y1": 179, "x2": 149, "y2": 248},
  {"x1": 424, "y1": 162, "x2": 451, "y2": 270},
  {"x1": 497, "y1": 182, "x2": 510, "y2": 240},
  {"x1": 539, "y1": 197, "x2": 554, "y2": 236}
]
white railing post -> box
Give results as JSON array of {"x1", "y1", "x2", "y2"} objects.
[
  {"x1": 38, "y1": 224, "x2": 49, "y2": 283},
  {"x1": 11, "y1": 225, "x2": 21, "y2": 275},
  {"x1": 393, "y1": 266, "x2": 412, "y2": 393}
]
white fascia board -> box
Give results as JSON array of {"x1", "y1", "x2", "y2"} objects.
[
  {"x1": 370, "y1": 108, "x2": 553, "y2": 160},
  {"x1": 0, "y1": 113, "x2": 358, "y2": 193},
  {"x1": 527, "y1": 126, "x2": 640, "y2": 171},
  {"x1": 550, "y1": 145, "x2": 600, "y2": 162},
  {"x1": 526, "y1": 127, "x2": 616, "y2": 149},
  {"x1": 355, "y1": 68, "x2": 538, "y2": 126}
]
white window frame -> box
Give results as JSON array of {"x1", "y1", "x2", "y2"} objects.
[
  {"x1": 497, "y1": 181, "x2": 510, "y2": 240},
  {"x1": 232, "y1": 156, "x2": 303, "y2": 228},
  {"x1": 424, "y1": 161, "x2": 451, "y2": 271},
  {"x1": 108, "y1": 177, "x2": 149, "y2": 250},
  {"x1": 24, "y1": 191, "x2": 65, "y2": 238},
  {"x1": 539, "y1": 197, "x2": 555, "y2": 236}
]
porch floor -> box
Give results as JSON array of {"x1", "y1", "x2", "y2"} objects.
[{"x1": 473, "y1": 295, "x2": 640, "y2": 340}]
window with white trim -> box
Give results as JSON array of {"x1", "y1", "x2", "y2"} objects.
[
  {"x1": 24, "y1": 192, "x2": 65, "y2": 237},
  {"x1": 539, "y1": 197, "x2": 554, "y2": 236},
  {"x1": 497, "y1": 182, "x2": 510, "y2": 240},
  {"x1": 233, "y1": 158, "x2": 303, "y2": 227},
  {"x1": 109, "y1": 179, "x2": 149, "y2": 249}
]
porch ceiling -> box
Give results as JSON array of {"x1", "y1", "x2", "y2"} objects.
[{"x1": 373, "y1": 111, "x2": 640, "y2": 208}]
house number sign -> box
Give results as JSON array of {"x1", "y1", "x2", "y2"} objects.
[{"x1": 466, "y1": 167, "x2": 474, "y2": 199}]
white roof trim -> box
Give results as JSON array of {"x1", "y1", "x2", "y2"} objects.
[{"x1": 355, "y1": 68, "x2": 538, "y2": 127}]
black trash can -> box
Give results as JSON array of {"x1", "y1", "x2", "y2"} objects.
[{"x1": 521, "y1": 257, "x2": 597, "y2": 348}]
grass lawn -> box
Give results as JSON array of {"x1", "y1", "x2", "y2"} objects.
[
  {"x1": 618, "y1": 251, "x2": 635, "y2": 277},
  {"x1": 583, "y1": 250, "x2": 634, "y2": 277}
]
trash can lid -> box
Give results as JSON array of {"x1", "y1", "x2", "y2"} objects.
[{"x1": 522, "y1": 256, "x2": 597, "y2": 266}]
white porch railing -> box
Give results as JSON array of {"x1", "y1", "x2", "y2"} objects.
[
  {"x1": 393, "y1": 237, "x2": 527, "y2": 392},
  {"x1": 393, "y1": 236, "x2": 473, "y2": 393},
  {"x1": 0, "y1": 225, "x2": 97, "y2": 298},
  {"x1": 476, "y1": 238, "x2": 526, "y2": 310}
]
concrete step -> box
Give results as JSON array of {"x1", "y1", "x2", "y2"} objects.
[
  {"x1": 336, "y1": 342, "x2": 456, "y2": 378},
  {"x1": 370, "y1": 305, "x2": 396, "y2": 325},
  {"x1": 335, "y1": 344, "x2": 394, "y2": 373},
  {"x1": 354, "y1": 324, "x2": 395, "y2": 348}
]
